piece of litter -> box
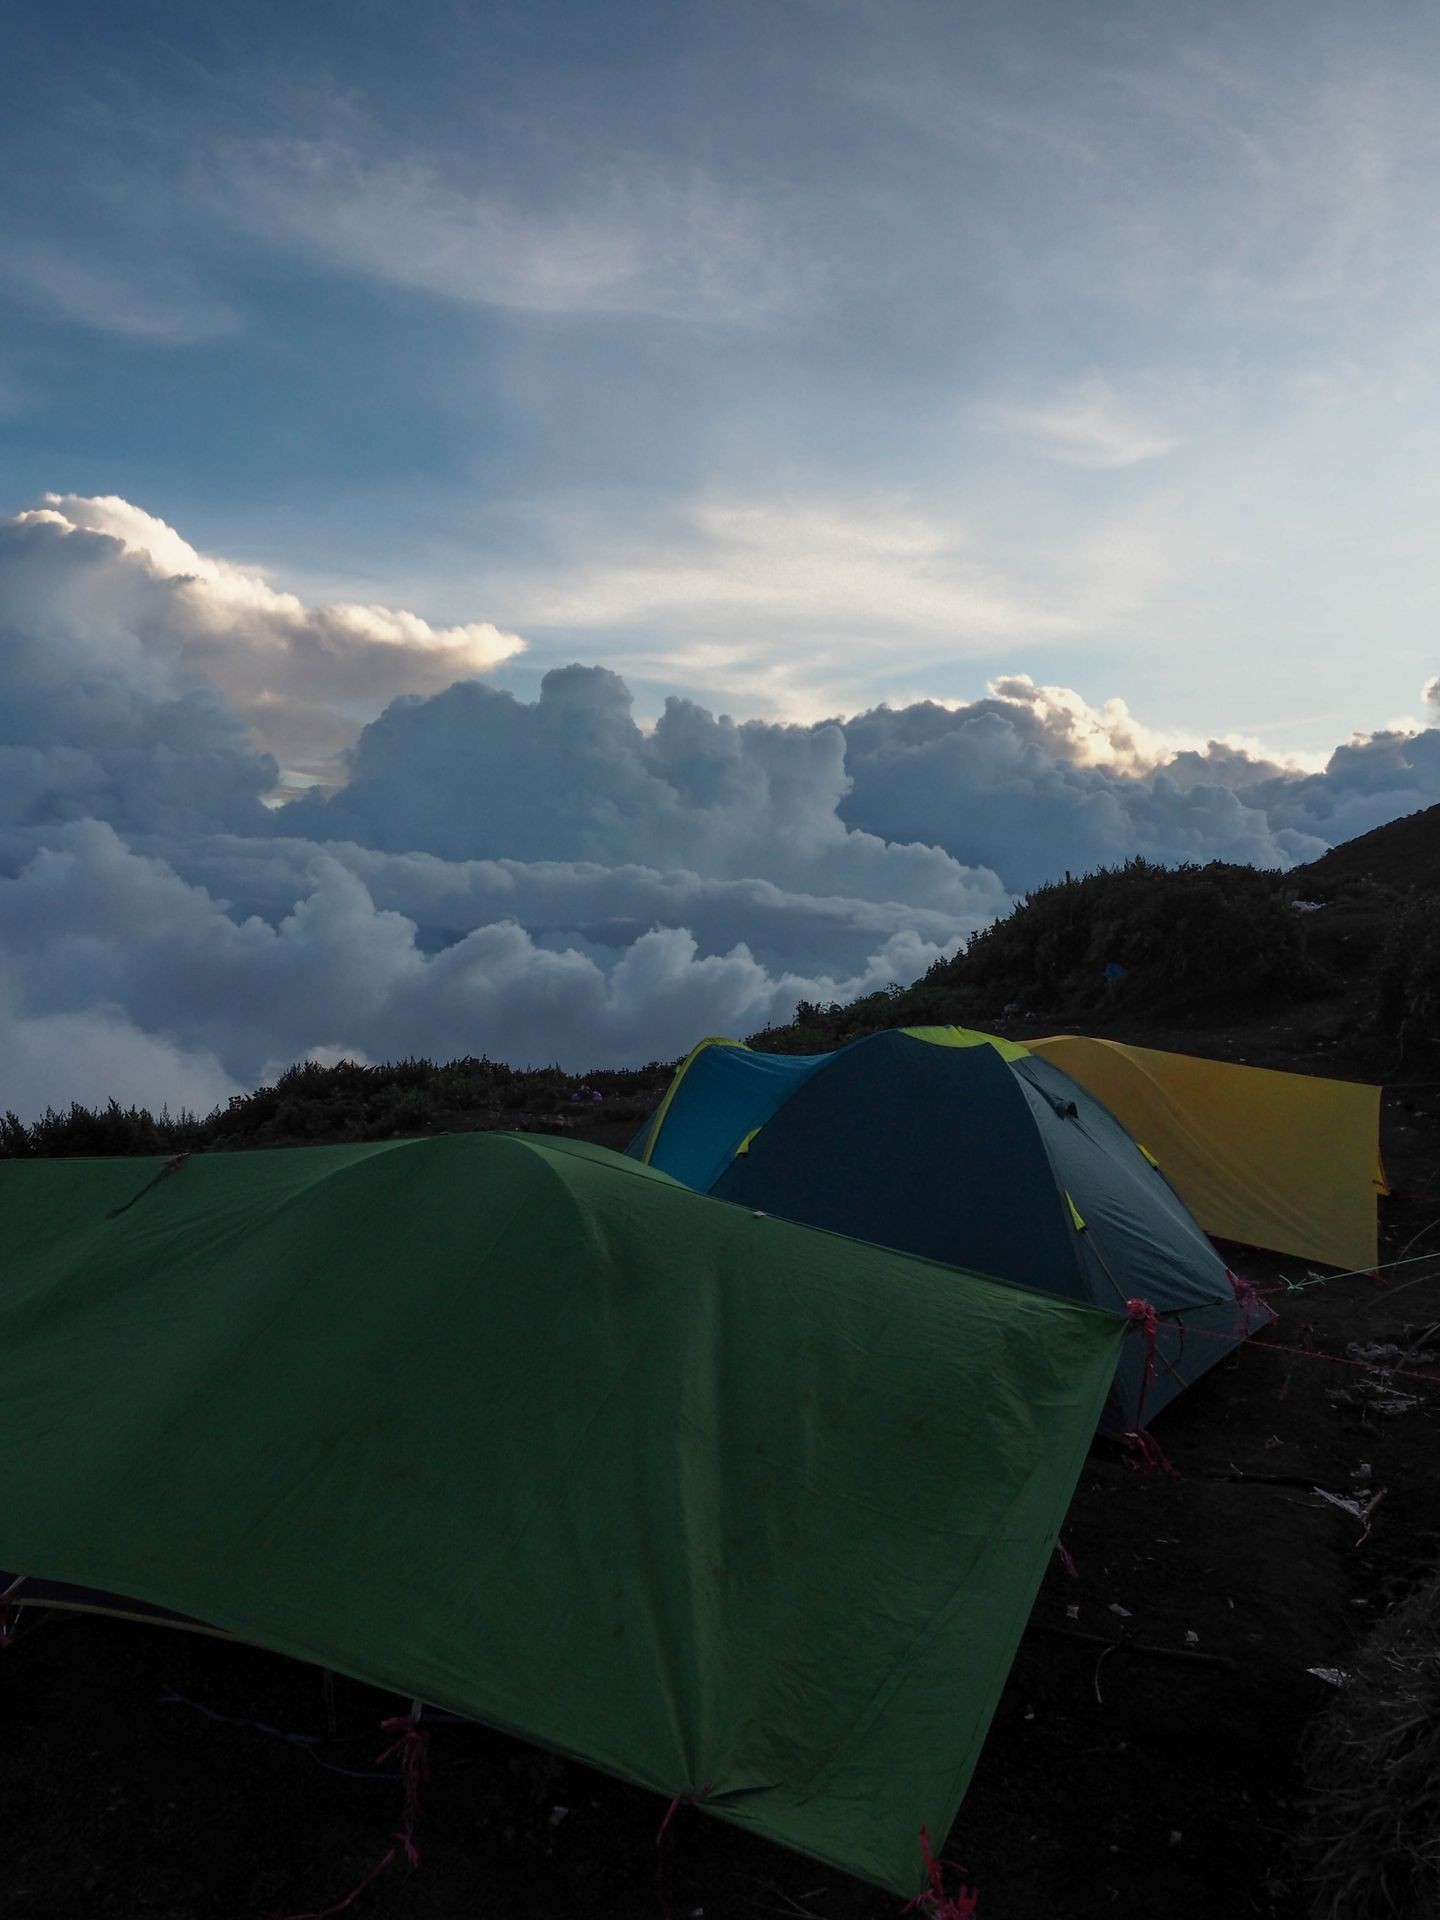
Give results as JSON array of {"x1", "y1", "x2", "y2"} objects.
[
  {"x1": 1306, "y1": 1667, "x2": 1350, "y2": 1687},
  {"x1": 1065, "y1": 1603, "x2": 1080, "y2": 1620},
  {"x1": 1184, "y1": 1630, "x2": 1199, "y2": 1647},
  {"x1": 1169, "y1": 1830, "x2": 1183, "y2": 1847},
  {"x1": 1313, "y1": 1484, "x2": 1387, "y2": 1544},
  {"x1": 1312, "y1": 1487, "x2": 1368, "y2": 1520},
  {"x1": 548, "y1": 1805, "x2": 569, "y2": 1827},
  {"x1": 1108, "y1": 1603, "x2": 1132, "y2": 1618}
]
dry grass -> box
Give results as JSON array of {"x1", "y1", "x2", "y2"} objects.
[{"x1": 1295, "y1": 1571, "x2": 1440, "y2": 1919}]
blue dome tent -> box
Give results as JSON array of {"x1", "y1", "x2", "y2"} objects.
[{"x1": 631, "y1": 1026, "x2": 1272, "y2": 1432}]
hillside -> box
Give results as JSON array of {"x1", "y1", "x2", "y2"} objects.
[{"x1": 1302, "y1": 799, "x2": 1440, "y2": 893}]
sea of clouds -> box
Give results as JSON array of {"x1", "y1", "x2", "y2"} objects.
[{"x1": 3, "y1": 493, "x2": 1438, "y2": 1118}]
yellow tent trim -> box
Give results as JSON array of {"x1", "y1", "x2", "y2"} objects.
[
  {"x1": 902, "y1": 1025, "x2": 1033, "y2": 1063},
  {"x1": 1064, "y1": 1192, "x2": 1086, "y2": 1233},
  {"x1": 735, "y1": 1127, "x2": 761, "y2": 1158},
  {"x1": 1136, "y1": 1142, "x2": 1160, "y2": 1169},
  {"x1": 1030, "y1": 1034, "x2": 1384, "y2": 1273},
  {"x1": 641, "y1": 1037, "x2": 743, "y2": 1166}
]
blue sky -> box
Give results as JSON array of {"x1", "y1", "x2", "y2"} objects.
[{"x1": 5, "y1": 0, "x2": 1437, "y2": 750}]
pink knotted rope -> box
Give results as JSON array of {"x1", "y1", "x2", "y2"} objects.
[
  {"x1": 377, "y1": 1713, "x2": 429, "y2": 1868},
  {"x1": 1120, "y1": 1427, "x2": 1177, "y2": 1476},
  {"x1": 656, "y1": 1780, "x2": 712, "y2": 1920},
  {"x1": 267, "y1": 1712, "x2": 429, "y2": 1920},
  {"x1": 1227, "y1": 1268, "x2": 1268, "y2": 1337},
  {"x1": 901, "y1": 1826, "x2": 979, "y2": 1918},
  {"x1": 1124, "y1": 1296, "x2": 1160, "y2": 1433}
]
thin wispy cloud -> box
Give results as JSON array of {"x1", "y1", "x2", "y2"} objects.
[
  {"x1": 0, "y1": 238, "x2": 239, "y2": 343},
  {"x1": 988, "y1": 381, "x2": 1180, "y2": 469},
  {"x1": 210, "y1": 132, "x2": 808, "y2": 326},
  {"x1": 477, "y1": 491, "x2": 1103, "y2": 716}
]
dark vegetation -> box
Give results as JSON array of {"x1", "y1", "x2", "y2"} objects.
[
  {"x1": 1296, "y1": 1568, "x2": 1440, "y2": 1919},
  {"x1": 0, "y1": 1057, "x2": 668, "y2": 1161},
  {"x1": 5, "y1": 805, "x2": 1440, "y2": 1918},
  {"x1": 747, "y1": 812, "x2": 1440, "y2": 1071}
]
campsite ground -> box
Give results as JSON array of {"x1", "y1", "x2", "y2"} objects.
[{"x1": 4, "y1": 1016, "x2": 1438, "y2": 1919}]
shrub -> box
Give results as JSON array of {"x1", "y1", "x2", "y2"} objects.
[
  {"x1": 1374, "y1": 896, "x2": 1440, "y2": 1040},
  {"x1": 1294, "y1": 1571, "x2": 1440, "y2": 1919},
  {"x1": 1, "y1": 1056, "x2": 677, "y2": 1158},
  {"x1": 913, "y1": 858, "x2": 1311, "y2": 1020}
]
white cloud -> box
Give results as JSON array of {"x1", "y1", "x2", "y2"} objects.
[
  {"x1": 7, "y1": 490, "x2": 1440, "y2": 1117},
  {"x1": 0, "y1": 973, "x2": 240, "y2": 1121},
  {"x1": 7, "y1": 495, "x2": 524, "y2": 784},
  {"x1": 298, "y1": 664, "x2": 1007, "y2": 914},
  {"x1": 0, "y1": 823, "x2": 969, "y2": 1117}
]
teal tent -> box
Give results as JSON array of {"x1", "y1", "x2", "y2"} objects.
[
  {"x1": 631, "y1": 1026, "x2": 1272, "y2": 1431},
  {"x1": 0, "y1": 1132, "x2": 1126, "y2": 1896}
]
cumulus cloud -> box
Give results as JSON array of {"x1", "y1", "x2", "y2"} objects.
[
  {"x1": 0, "y1": 972, "x2": 241, "y2": 1122},
  {"x1": 0, "y1": 823, "x2": 968, "y2": 1111},
  {"x1": 135, "y1": 834, "x2": 978, "y2": 985},
  {"x1": 296, "y1": 664, "x2": 997, "y2": 915},
  {"x1": 0, "y1": 511, "x2": 277, "y2": 838},
  {"x1": 1248, "y1": 726, "x2": 1440, "y2": 847},
  {"x1": 7, "y1": 496, "x2": 523, "y2": 785},
  {"x1": 836, "y1": 682, "x2": 1330, "y2": 889},
  {"x1": 6, "y1": 491, "x2": 1440, "y2": 1119}
]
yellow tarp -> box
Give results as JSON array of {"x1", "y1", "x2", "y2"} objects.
[{"x1": 1029, "y1": 1036, "x2": 1387, "y2": 1274}]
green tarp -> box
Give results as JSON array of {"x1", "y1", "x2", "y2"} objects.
[{"x1": 0, "y1": 1134, "x2": 1125, "y2": 1894}]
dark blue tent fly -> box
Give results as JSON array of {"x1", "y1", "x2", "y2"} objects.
[{"x1": 631, "y1": 1026, "x2": 1272, "y2": 1432}]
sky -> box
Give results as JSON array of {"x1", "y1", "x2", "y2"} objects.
[{"x1": 3, "y1": 1, "x2": 1439, "y2": 1113}]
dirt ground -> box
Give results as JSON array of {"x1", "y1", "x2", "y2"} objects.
[{"x1": 3, "y1": 1031, "x2": 1438, "y2": 1920}]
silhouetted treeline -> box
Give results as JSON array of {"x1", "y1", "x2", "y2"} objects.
[{"x1": 2, "y1": 1056, "x2": 672, "y2": 1159}]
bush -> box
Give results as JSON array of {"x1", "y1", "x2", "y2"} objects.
[
  {"x1": 1294, "y1": 1571, "x2": 1440, "y2": 1919},
  {"x1": 1374, "y1": 896, "x2": 1440, "y2": 1040},
  {"x1": 911, "y1": 858, "x2": 1313, "y2": 1021},
  {"x1": 0, "y1": 1056, "x2": 677, "y2": 1158}
]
